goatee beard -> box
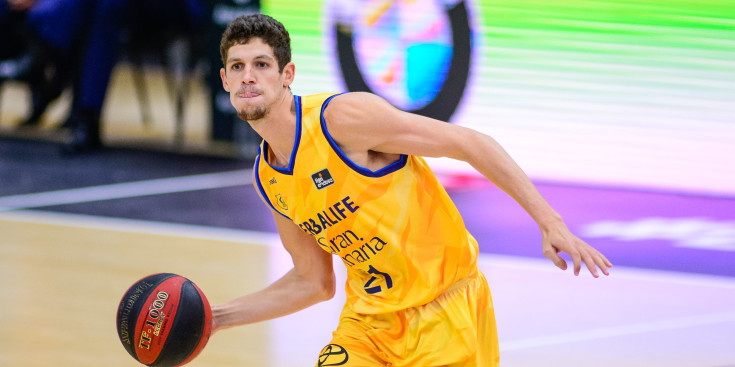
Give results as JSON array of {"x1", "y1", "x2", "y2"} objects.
[{"x1": 238, "y1": 106, "x2": 268, "y2": 121}]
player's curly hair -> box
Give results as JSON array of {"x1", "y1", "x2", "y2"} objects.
[{"x1": 220, "y1": 13, "x2": 291, "y2": 72}]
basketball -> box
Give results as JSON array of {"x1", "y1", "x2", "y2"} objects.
[{"x1": 116, "y1": 273, "x2": 213, "y2": 367}]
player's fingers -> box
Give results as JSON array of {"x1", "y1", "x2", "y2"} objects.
[
  {"x1": 594, "y1": 251, "x2": 613, "y2": 276},
  {"x1": 570, "y1": 250, "x2": 582, "y2": 276},
  {"x1": 543, "y1": 247, "x2": 567, "y2": 270},
  {"x1": 602, "y1": 253, "x2": 614, "y2": 268},
  {"x1": 581, "y1": 250, "x2": 600, "y2": 278}
]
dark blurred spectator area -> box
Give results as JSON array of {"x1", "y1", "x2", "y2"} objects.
[{"x1": 0, "y1": 0, "x2": 259, "y2": 158}]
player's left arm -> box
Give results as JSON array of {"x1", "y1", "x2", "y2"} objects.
[{"x1": 324, "y1": 92, "x2": 612, "y2": 277}]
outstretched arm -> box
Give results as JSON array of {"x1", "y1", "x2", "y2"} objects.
[
  {"x1": 211, "y1": 210, "x2": 336, "y2": 333},
  {"x1": 324, "y1": 92, "x2": 612, "y2": 277}
]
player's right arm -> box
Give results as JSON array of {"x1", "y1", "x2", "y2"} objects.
[{"x1": 211, "y1": 210, "x2": 336, "y2": 333}]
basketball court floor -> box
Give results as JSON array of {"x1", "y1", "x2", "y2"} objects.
[
  {"x1": 0, "y1": 137, "x2": 733, "y2": 367},
  {"x1": 1, "y1": 66, "x2": 734, "y2": 366}
]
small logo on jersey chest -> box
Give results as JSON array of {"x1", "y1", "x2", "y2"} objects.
[
  {"x1": 312, "y1": 169, "x2": 335, "y2": 190},
  {"x1": 275, "y1": 193, "x2": 288, "y2": 210}
]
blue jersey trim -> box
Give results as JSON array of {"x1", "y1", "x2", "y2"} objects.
[
  {"x1": 254, "y1": 145, "x2": 291, "y2": 220},
  {"x1": 263, "y1": 95, "x2": 302, "y2": 175},
  {"x1": 320, "y1": 93, "x2": 408, "y2": 178}
]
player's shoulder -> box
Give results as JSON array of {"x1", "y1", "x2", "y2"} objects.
[
  {"x1": 299, "y1": 91, "x2": 370, "y2": 109},
  {"x1": 328, "y1": 91, "x2": 379, "y2": 105},
  {"x1": 322, "y1": 92, "x2": 390, "y2": 120},
  {"x1": 320, "y1": 92, "x2": 400, "y2": 152},
  {"x1": 302, "y1": 92, "x2": 338, "y2": 105}
]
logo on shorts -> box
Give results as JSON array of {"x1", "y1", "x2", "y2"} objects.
[
  {"x1": 318, "y1": 344, "x2": 349, "y2": 366},
  {"x1": 312, "y1": 169, "x2": 335, "y2": 190}
]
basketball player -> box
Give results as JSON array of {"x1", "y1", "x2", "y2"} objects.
[{"x1": 211, "y1": 14, "x2": 612, "y2": 366}]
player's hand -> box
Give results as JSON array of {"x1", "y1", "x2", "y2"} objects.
[{"x1": 541, "y1": 223, "x2": 612, "y2": 277}]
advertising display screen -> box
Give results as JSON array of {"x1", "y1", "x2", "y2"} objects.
[{"x1": 262, "y1": 0, "x2": 735, "y2": 196}]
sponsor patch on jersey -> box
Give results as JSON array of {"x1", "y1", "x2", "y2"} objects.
[{"x1": 312, "y1": 169, "x2": 335, "y2": 190}]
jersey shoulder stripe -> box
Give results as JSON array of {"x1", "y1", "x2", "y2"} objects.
[{"x1": 319, "y1": 94, "x2": 408, "y2": 177}]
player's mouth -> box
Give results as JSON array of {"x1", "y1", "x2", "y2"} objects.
[{"x1": 236, "y1": 87, "x2": 262, "y2": 98}]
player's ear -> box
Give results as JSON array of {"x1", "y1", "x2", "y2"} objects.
[
  {"x1": 220, "y1": 68, "x2": 230, "y2": 92},
  {"x1": 282, "y1": 62, "x2": 295, "y2": 88}
]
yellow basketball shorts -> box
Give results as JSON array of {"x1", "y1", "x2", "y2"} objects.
[{"x1": 315, "y1": 270, "x2": 499, "y2": 367}]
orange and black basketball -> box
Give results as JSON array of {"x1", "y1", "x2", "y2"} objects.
[{"x1": 116, "y1": 273, "x2": 213, "y2": 367}]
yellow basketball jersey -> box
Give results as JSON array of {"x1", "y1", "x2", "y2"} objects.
[{"x1": 255, "y1": 93, "x2": 479, "y2": 314}]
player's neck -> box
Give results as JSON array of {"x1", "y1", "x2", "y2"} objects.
[{"x1": 253, "y1": 91, "x2": 297, "y2": 167}]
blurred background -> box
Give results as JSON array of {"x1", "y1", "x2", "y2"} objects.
[
  {"x1": 2, "y1": 0, "x2": 732, "y2": 195},
  {"x1": 268, "y1": 0, "x2": 735, "y2": 197},
  {"x1": 1, "y1": 0, "x2": 734, "y2": 366}
]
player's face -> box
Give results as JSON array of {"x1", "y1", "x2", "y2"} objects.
[{"x1": 220, "y1": 38, "x2": 293, "y2": 121}]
